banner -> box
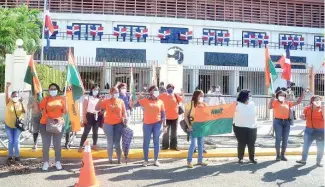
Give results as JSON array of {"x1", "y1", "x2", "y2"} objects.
[
  {"x1": 66, "y1": 89, "x2": 81, "y2": 132},
  {"x1": 192, "y1": 103, "x2": 236, "y2": 138}
]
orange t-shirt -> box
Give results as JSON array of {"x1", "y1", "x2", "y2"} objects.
[
  {"x1": 40, "y1": 96, "x2": 66, "y2": 124},
  {"x1": 139, "y1": 98, "x2": 165, "y2": 124},
  {"x1": 304, "y1": 106, "x2": 324, "y2": 129},
  {"x1": 100, "y1": 98, "x2": 126, "y2": 125},
  {"x1": 272, "y1": 100, "x2": 294, "y2": 120},
  {"x1": 158, "y1": 93, "x2": 182, "y2": 120}
]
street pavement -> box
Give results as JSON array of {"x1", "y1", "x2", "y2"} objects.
[{"x1": 0, "y1": 156, "x2": 323, "y2": 187}]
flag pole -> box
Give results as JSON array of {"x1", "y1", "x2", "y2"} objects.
[{"x1": 40, "y1": 0, "x2": 48, "y2": 64}]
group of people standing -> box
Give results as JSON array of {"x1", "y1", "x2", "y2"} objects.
[{"x1": 4, "y1": 80, "x2": 324, "y2": 170}]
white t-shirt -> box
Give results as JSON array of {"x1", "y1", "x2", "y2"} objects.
[
  {"x1": 85, "y1": 96, "x2": 100, "y2": 113},
  {"x1": 207, "y1": 91, "x2": 225, "y2": 106},
  {"x1": 233, "y1": 101, "x2": 257, "y2": 128}
]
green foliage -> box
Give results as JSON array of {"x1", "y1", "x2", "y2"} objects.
[
  {"x1": 0, "y1": 64, "x2": 5, "y2": 92},
  {"x1": 36, "y1": 64, "x2": 66, "y2": 91},
  {"x1": 0, "y1": 5, "x2": 42, "y2": 60}
]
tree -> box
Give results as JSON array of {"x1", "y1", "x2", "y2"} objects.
[{"x1": 0, "y1": 5, "x2": 42, "y2": 63}]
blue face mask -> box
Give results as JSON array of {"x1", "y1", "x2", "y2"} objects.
[
  {"x1": 167, "y1": 89, "x2": 173, "y2": 94},
  {"x1": 113, "y1": 93, "x2": 119, "y2": 99}
]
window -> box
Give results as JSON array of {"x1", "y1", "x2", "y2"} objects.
[
  {"x1": 34, "y1": 47, "x2": 74, "y2": 61},
  {"x1": 159, "y1": 27, "x2": 189, "y2": 44},
  {"x1": 96, "y1": 48, "x2": 146, "y2": 62},
  {"x1": 242, "y1": 31, "x2": 268, "y2": 48},
  {"x1": 271, "y1": 55, "x2": 306, "y2": 69},
  {"x1": 202, "y1": 28, "x2": 229, "y2": 46},
  {"x1": 72, "y1": 23, "x2": 102, "y2": 41},
  {"x1": 116, "y1": 25, "x2": 147, "y2": 42},
  {"x1": 278, "y1": 33, "x2": 303, "y2": 50},
  {"x1": 204, "y1": 52, "x2": 248, "y2": 67},
  {"x1": 314, "y1": 36, "x2": 324, "y2": 51}
]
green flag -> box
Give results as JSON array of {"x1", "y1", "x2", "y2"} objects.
[
  {"x1": 265, "y1": 48, "x2": 277, "y2": 95},
  {"x1": 67, "y1": 49, "x2": 84, "y2": 101}
]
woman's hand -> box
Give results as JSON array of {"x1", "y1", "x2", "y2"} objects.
[
  {"x1": 187, "y1": 127, "x2": 193, "y2": 132},
  {"x1": 6, "y1": 82, "x2": 11, "y2": 88}
]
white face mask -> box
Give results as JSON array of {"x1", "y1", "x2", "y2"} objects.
[
  {"x1": 278, "y1": 96, "x2": 285, "y2": 102},
  {"x1": 143, "y1": 87, "x2": 147, "y2": 90},
  {"x1": 248, "y1": 96, "x2": 252, "y2": 101},
  {"x1": 92, "y1": 90, "x2": 99, "y2": 96},
  {"x1": 120, "y1": 89, "x2": 127, "y2": 94},
  {"x1": 153, "y1": 91, "x2": 160, "y2": 98},
  {"x1": 113, "y1": 93, "x2": 119, "y2": 99},
  {"x1": 12, "y1": 97, "x2": 19, "y2": 103},
  {"x1": 199, "y1": 97, "x2": 204, "y2": 103},
  {"x1": 215, "y1": 88, "x2": 220, "y2": 92},
  {"x1": 49, "y1": 90, "x2": 58, "y2": 97},
  {"x1": 313, "y1": 101, "x2": 321, "y2": 107}
]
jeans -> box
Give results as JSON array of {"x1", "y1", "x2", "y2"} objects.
[
  {"x1": 40, "y1": 124, "x2": 64, "y2": 162},
  {"x1": 187, "y1": 132, "x2": 204, "y2": 163},
  {"x1": 234, "y1": 125, "x2": 257, "y2": 160},
  {"x1": 162, "y1": 119, "x2": 178, "y2": 149},
  {"x1": 5, "y1": 125, "x2": 21, "y2": 157},
  {"x1": 80, "y1": 113, "x2": 100, "y2": 147},
  {"x1": 302, "y1": 128, "x2": 324, "y2": 163},
  {"x1": 273, "y1": 119, "x2": 291, "y2": 156},
  {"x1": 103, "y1": 123, "x2": 123, "y2": 161},
  {"x1": 143, "y1": 122, "x2": 161, "y2": 162}
]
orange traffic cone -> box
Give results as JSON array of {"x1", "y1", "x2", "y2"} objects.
[{"x1": 75, "y1": 140, "x2": 99, "y2": 187}]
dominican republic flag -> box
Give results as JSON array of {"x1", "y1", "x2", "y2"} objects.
[
  {"x1": 135, "y1": 28, "x2": 148, "y2": 38},
  {"x1": 299, "y1": 37, "x2": 305, "y2": 46},
  {"x1": 44, "y1": 10, "x2": 55, "y2": 36},
  {"x1": 217, "y1": 33, "x2": 223, "y2": 43},
  {"x1": 278, "y1": 47, "x2": 291, "y2": 81},
  {"x1": 257, "y1": 34, "x2": 263, "y2": 44},
  {"x1": 73, "y1": 25, "x2": 80, "y2": 35},
  {"x1": 97, "y1": 26, "x2": 104, "y2": 36},
  {"x1": 158, "y1": 30, "x2": 171, "y2": 39},
  {"x1": 53, "y1": 25, "x2": 59, "y2": 35},
  {"x1": 315, "y1": 38, "x2": 322, "y2": 47},
  {"x1": 113, "y1": 27, "x2": 127, "y2": 37},
  {"x1": 90, "y1": 26, "x2": 97, "y2": 36},
  {"x1": 263, "y1": 35, "x2": 269, "y2": 44},
  {"x1": 66, "y1": 26, "x2": 73, "y2": 35},
  {"x1": 224, "y1": 33, "x2": 230, "y2": 43},
  {"x1": 202, "y1": 32, "x2": 215, "y2": 41},
  {"x1": 250, "y1": 34, "x2": 256, "y2": 44},
  {"x1": 293, "y1": 36, "x2": 299, "y2": 46},
  {"x1": 288, "y1": 36, "x2": 293, "y2": 46},
  {"x1": 179, "y1": 31, "x2": 193, "y2": 40}
]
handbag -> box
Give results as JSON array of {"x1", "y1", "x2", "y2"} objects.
[
  {"x1": 13, "y1": 102, "x2": 27, "y2": 131},
  {"x1": 179, "y1": 102, "x2": 193, "y2": 133},
  {"x1": 45, "y1": 97, "x2": 64, "y2": 134},
  {"x1": 175, "y1": 94, "x2": 184, "y2": 115}
]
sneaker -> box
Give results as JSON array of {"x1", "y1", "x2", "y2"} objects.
[
  {"x1": 6, "y1": 157, "x2": 13, "y2": 166},
  {"x1": 92, "y1": 145, "x2": 99, "y2": 151},
  {"x1": 55, "y1": 161, "x2": 62, "y2": 170},
  {"x1": 142, "y1": 161, "x2": 148, "y2": 167},
  {"x1": 203, "y1": 149, "x2": 207, "y2": 153},
  {"x1": 281, "y1": 155, "x2": 288, "y2": 161},
  {"x1": 117, "y1": 160, "x2": 122, "y2": 165},
  {"x1": 316, "y1": 162, "x2": 323, "y2": 167},
  {"x1": 238, "y1": 159, "x2": 244, "y2": 164},
  {"x1": 194, "y1": 148, "x2": 197, "y2": 153},
  {"x1": 187, "y1": 162, "x2": 193, "y2": 168},
  {"x1": 14, "y1": 157, "x2": 21, "y2": 162},
  {"x1": 108, "y1": 160, "x2": 113, "y2": 164},
  {"x1": 171, "y1": 147, "x2": 180, "y2": 151},
  {"x1": 296, "y1": 160, "x2": 307, "y2": 165},
  {"x1": 250, "y1": 159, "x2": 257, "y2": 164},
  {"x1": 42, "y1": 162, "x2": 49, "y2": 171},
  {"x1": 154, "y1": 160, "x2": 161, "y2": 167},
  {"x1": 161, "y1": 147, "x2": 169, "y2": 150},
  {"x1": 32, "y1": 145, "x2": 37, "y2": 151},
  {"x1": 77, "y1": 147, "x2": 83, "y2": 153},
  {"x1": 276, "y1": 156, "x2": 281, "y2": 161},
  {"x1": 65, "y1": 144, "x2": 70, "y2": 149},
  {"x1": 197, "y1": 161, "x2": 208, "y2": 166}
]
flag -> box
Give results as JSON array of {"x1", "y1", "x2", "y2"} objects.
[
  {"x1": 66, "y1": 26, "x2": 73, "y2": 35},
  {"x1": 44, "y1": 28, "x2": 50, "y2": 49},
  {"x1": 129, "y1": 66, "x2": 136, "y2": 101},
  {"x1": 179, "y1": 31, "x2": 193, "y2": 40},
  {"x1": 264, "y1": 35, "x2": 269, "y2": 44},
  {"x1": 265, "y1": 48, "x2": 278, "y2": 95},
  {"x1": 224, "y1": 33, "x2": 230, "y2": 43},
  {"x1": 97, "y1": 26, "x2": 104, "y2": 36},
  {"x1": 158, "y1": 30, "x2": 171, "y2": 39},
  {"x1": 44, "y1": 10, "x2": 54, "y2": 36},
  {"x1": 24, "y1": 57, "x2": 42, "y2": 101},
  {"x1": 278, "y1": 47, "x2": 291, "y2": 81},
  {"x1": 113, "y1": 27, "x2": 120, "y2": 36},
  {"x1": 66, "y1": 49, "x2": 84, "y2": 132},
  {"x1": 192, "y1": 103, "x2": 236, "y2": 138},
  {"x1": 73, "y1": 25, "x2": 80, "y2": 35},
  {"x1": 90, "y1": 25, "x2": 97, "y2": 36}
]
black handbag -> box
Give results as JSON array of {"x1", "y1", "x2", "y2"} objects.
[
  {"x1": 179, "y1": 102, "x2": 193, "y2": 133},
  {"x1": 175, "y1": 94, "x2": 184, "y2": 115},
  {"x1": 13, "y1": 102, "x2": 27, "y2": 131}
]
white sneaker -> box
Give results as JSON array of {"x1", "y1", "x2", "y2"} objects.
[
  {"x1": 42, "y1": 162, "x2": 49, "y2": 171},
  {"x1": 55, "y1": 161, "x2": 62, "y2": 170},
  {"x1": 154, "y1": 160, "x2": 160, "y2": 167},
  {"x1": 142, "y1": 161, "x2": 148, "y2": 167}
]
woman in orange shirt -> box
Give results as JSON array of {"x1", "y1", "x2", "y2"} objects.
[
  {"x1": 268, "y1": 90, "x2": 305, "y2": 161},
  {"x1": 297, "y1": 95, "x2": 324, "y2": 167},
  {"x1": 96, "y1": 87, "x2": 126, "y2": 164},
  {"x1": 39, "y1": 83, "x2": 66, "y2": 171},
  {"x1": 133, "y1": 85, "x2": 167, "y2": 167}
]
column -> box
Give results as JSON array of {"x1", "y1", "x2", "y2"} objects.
[
  {"x1": 104, "y1": 63, "x2": 111, "y2": 90},
  {"x1": 191, "y1": 69, "x2": 199, "y2": 93},
  {"x1": 229, "y1": 70, "x2": 239, "y2": 95}
]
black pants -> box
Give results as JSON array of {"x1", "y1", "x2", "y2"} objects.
[
  {"x1": 234, "y1": 125, "x2": 257, "y2": 160},
  {"x1": 162, "y1": 119, "x2": 178, "y2": 149},
  {"x1": 80, "y1": 113, "x2": 101, "y2": 147}
]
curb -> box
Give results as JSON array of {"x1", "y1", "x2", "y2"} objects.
[{"x1": 0, "y1": 148, "x2": 317, "y2": 159}]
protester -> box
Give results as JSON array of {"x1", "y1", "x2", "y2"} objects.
[
  {"x1": 287, "y1": 88, "x2": 296, "y2": 120},
  {"x1": 296, "y1": 95, "x2": 324, "y2": 167},
  {"x1": 133, "y1": 85, "x2": 167, "y2": 167},
  {"x1": 159, "y1": 84, "x2": 183, "y2": 151},
  {"x1": 233, "y1": 90, "x2": 257, "y2": 164},
  {"x1": 185, "y1": 90, "x2": 208, "y2": 168},
  {"x1": 78, "y1": 84, "x2": 102, "y2": 152},
  {"x1": 159, "y1": 82, "x2": 167, "y2": 94},
  {"x1": 207, "y1": 85, "x2": 225, "y2": 106},
  {"x1": 96, "y1": 87, "x2": 126, "y2": 164},
  {"x1": 141, "y1": 84, "x2": 148, "y2": 93},
  {"x1": 118, "y1": 83, "x2": 132, "y2": 125},
  {"x1": 269, "y1": 89, "x2": 305, "y2": 161},
  {"x1": 4, "y1": 82, "x2": 25, "y2": 165},
  {"x1": 27, "y1": 93, "x2": 41, "y2": 151},
  {"x1": 39, "y1": 83, "x2": 66, "y2": 171}
]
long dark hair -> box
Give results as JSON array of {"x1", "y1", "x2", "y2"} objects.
[
  {"x1": 48, "y1": 83, "x2": 61, "y2": 94},
  {"x1": 275, "y1": 90, "x2": 287, "y2": 99},
  {"x1": 237, "y1": 89, "x2": 250, "y2": 104},
  {"x1": 89, "y1": 84, "x2": 100, "y2": 98},
  {"x1": 310, "y1": 95, "x2": 322, "y2": 105},
  {"x1": 191, "y1": 90, "x2": 203, "y2": 107}
]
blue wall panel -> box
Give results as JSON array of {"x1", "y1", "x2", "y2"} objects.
[
  {"x1": 96, "y1": 48, "x2": 146, "y2": 62},
  {"x1": 204, "y1": 52, "x2": 248, "y2": 67}
]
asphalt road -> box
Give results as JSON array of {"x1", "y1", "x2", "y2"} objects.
[{"x1": 0, "y1": 156, "x2": 323, "y2": 187}]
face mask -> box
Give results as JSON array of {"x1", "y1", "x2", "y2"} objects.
[
  {"x1": 113, "y1": 93, "x2": 119, "y2": 99},
  {"x1": 278, "y1": 96, "x2": 285, "y2": 102},
  {"x1": 248, "y1": 96, "x2": 252, "y2": 101},
  {"x1": 12, "y1": 97, "x2": 19, "y2": 103},
  {"x1": 49, "y1": 90, "x2": 58, "y2": 97},
  {"x1": 92, "y1": 90, "x2": 99, "y2": 96},
  {"x1": 215, "y1": 88, "x2": 220, "y2": 92},
  {"x1": 199, "y1": 97, "x2": 204, "y2": 103},
  {"x1": 143, "y1": 87, "x2": 147, "y2": 90},
  {"x1": 313, "y1": 101, "x2": 321, "y2": 107},
  {"x1": 153, "y1": 91, "x2": 160, "y2": 98},
  {"x1": 167, "y1": 89, "x2": 173, "y2": 94},
  {"x1": 120, "y1": 89, "x2": 127, "y2": 94}
]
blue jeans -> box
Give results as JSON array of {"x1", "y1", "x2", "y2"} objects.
[
  {"x1": 187, "y1": 132, "x2": 204, "y2": 163},
  {"x1": 5, "y1": 125, "x2": 21, "y2": 157},
  {"x1": 302, "y1": 127, "x2": 324, "y2": 163},
  {"x1": 273, "y1": 119, "x2": 291, "y2": 156},
  {"x1": 143, "y1": 122, "x2": 161, "y2": 162},
  {"x1": 103, "y1": 123, "x2": 123, "y2": 161}
]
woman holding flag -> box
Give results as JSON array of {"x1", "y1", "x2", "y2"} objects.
[
  {"x1": 118, "y1": 83, "x2": 133, "y2": 124},
  {"x1": 185, "y1": 90, "x2": 208, "y2": 168}
]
